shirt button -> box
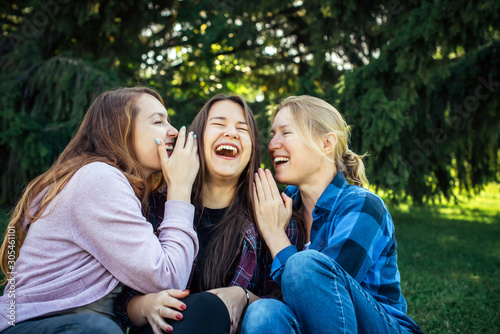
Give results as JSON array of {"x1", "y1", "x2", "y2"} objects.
[
  {"x1": 314, "y1": 209, "x2": 320, "y2": 214},
  {"x1": 246, "y1": 230, "x2": 251, "y2": 234}
]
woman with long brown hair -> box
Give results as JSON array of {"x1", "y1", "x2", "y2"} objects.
[
  {"x1": 0, "y1": 87, "x2": 199, "y2": 333},
  {"x1": 118, "y1": 94, "x2": 303, "y2": 334}
]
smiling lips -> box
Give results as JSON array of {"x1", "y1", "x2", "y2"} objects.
[
  {"x1": 274, "y1": 156, "x2": 290, "y2": 166},
  {"x1": 215, "y1": 144, "x2": 239, "y2": 157},
  {"x1": 166, "y1": 143, "x2": 174, "y2": 156}
]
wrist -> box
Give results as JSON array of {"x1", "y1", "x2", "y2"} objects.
[
  {"x1": 261, "y1": 229, "x2": 288, "y2": 245},
  {"x1": 262, "y1": 233, "x2": 292, "y2": 259},
  {"x1": 127, "y1": 294, "x2": 149, "y2": 327},
  {"x1": 166, "y1": 186, "x2": 191, "y2": 202},
  {"x1": 138, "y1": 294, "x2": 150, "y2": 320},
  {"x1": 237, "y1": 286, "x2": 250, "y2": 310}
]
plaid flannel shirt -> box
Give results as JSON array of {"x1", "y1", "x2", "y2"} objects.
[{"x1": 271, "y1": 171, "x2": 421, "y2": 333}]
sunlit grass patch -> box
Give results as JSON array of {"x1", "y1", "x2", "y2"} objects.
[
  {"x1": 381, "y1": 182, "x2": 499, "y2": 225},
  {"x1": 386, "y1": 183, "x2": 500, "y2": 333}
]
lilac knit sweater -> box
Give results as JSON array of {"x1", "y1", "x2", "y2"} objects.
[{"x1": 0, "y1": 162, "x2": 198, "y2": 330}]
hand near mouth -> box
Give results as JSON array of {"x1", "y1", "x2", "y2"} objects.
[
  {"x1": 157, "y1": 126, "x2": 200, "y2": 203},
  {"x1": 252, "y1": 168, "x2": 293, "y2": 258}
]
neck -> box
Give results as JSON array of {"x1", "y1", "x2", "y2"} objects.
[
  {"x1": 298, "y1": 164, "x2": 337, "y2": 237},
  {"x1": 201, "y1": 178, "x2": 237, "y2": 209}
]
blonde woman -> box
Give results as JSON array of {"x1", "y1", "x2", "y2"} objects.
[{"x1": 242, "y1": 96, "x2": 422, "y2": 334}]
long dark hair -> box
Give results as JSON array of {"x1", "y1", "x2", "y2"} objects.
[
  {"x1": 0, "y1": 87, "x2": 164, "y2": 282},
  {"x1": 188, "y1": 94, "x2": 261, "y2": 290}
]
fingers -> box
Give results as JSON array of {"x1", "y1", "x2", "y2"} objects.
[
  {"x1": 282, "y1": 192, "x2": 293, "y2": 216},
  {"x1": 173, "y1": 126, "x2": 197, "y2": 152},
  {"x1": 156, "y1": 138, "x2": 169, "y2": 164},
  {"x1": 252, "y1": 182, "x2": 258, "y2": 202},
  {"x1": 264, "y1": 169, "x2": 281, "y2": 199},
  {"x1": 160, "y1": 290, "x2": 188, "y2": 312},
  {"x1": 255, "y1": 168, "x2": 279, "y2": 201},
  {"x1": 167, "y1": 288, "x2": 190, "y2": 299},
  {"x1": 183, "y1": 130, "x2": 197, "y2": 153},
  {"x1": 254, "y1": 170, "x2": 266, "y2": 202},
  {"x1": 149, "y1": 290, "x2": 188, "y2": 333},
  {"x1": 174, "y1": 126, "x2": 187, "y2": 152},
  {"x1": 258, "y1": 169, "x2": 274, "y2": 200},
  {"x1": 158, "y1": 305, "x2": 183, "y2": 321},
  {"x1": 151, "y1": 318, "x2": 172, "y2": 334}
]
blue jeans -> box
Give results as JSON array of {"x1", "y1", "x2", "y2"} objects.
[
  {"x1": 2, "y1": 313, "x2": 123, "y2": 334},
  {"x1": 242, "y1": 250, "x2": 416, "y2": 334}
]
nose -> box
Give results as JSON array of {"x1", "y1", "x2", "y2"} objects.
[
  {"x1": 167, "y1": 123, "x2": 179, "y2": 138},
  {"x1": 268, "y1": 135, "x2": 282, "y2": 151},
  {"x1": 223, "y1": 125, "x2": 239, "y2": 139}
]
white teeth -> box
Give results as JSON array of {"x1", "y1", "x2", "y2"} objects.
[
  {"x1": 166, "y1": 145, "x2": 173, "y2": 150},
  {"x1": 274, "y1": 156, "x2": 290, "y2": 163},
  {"x1": 216, "y1": 145, "x2": 238, "y2": 156}
]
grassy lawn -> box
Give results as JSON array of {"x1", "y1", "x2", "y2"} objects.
[
  {"x1": 386, "y1": 183, "x2": 500, "y2": 333},
  {"x1": 0, "y1": 183, "x2": 498, "y2": 332}
]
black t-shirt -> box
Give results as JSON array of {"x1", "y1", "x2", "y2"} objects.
[{"x1": 190, "y1": 207, "x2": 239, "y2": 293}]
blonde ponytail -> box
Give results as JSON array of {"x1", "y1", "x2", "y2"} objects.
[{"x1": 340, "y1": 148, "x2": 368, "y2": 187}]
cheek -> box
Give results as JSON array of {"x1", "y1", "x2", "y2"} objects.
[
  {"x1": 243, "y1": 138, "x2": 253, "y2": 159},
  {"x1": 203, "y1": 141, "x2": 212, "y2": 159}
]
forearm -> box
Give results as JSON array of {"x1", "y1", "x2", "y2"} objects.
[
  {"x1": 127, "y1": 295, "x2": 150, "y2": 327},
  {"x1": 262, "y1": 230, "x2": 292, "y2": 259},
  {"x1": 247, "y1": 290, "x2": 260, "y2": 306}
]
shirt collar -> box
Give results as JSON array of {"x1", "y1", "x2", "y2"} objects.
[
  {"x1": 316, "y1": 171, "x2": 347, "y2": 211},
  {"x1": 287, "y1": 171, "x2": 347, "y2": 212}
]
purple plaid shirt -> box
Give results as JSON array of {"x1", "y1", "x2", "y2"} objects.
[{"x1": 115, "y1": 189, "x2": 301, "y2": 329}]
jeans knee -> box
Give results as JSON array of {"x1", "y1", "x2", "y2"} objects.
[
  {"x1": 282, "y1": 251, "x2": 346, "y2": 295},
  {"x1": 244, "y1": 299, "x2": 279, "y2": 322},
  {"x1": 242, "y1": 299, "x2": 284, "y2": 333},
  {"x1": 282, "y1": 251, "x2": 324, "y2": 287}
]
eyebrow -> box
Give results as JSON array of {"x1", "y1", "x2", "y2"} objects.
[
  {"x1": 208, "y1": 116, "x2": 247, "y2": 125},
  {"x1": 270, "y1": 124, "x2": 290, "y2": 133},
  {"x1": 149, "y1": 112, "x2": 168, "y2": 119}
]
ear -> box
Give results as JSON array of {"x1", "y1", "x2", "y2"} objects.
[{"x1": 322, "y1": 132, "x2": 337, "y2": 155}]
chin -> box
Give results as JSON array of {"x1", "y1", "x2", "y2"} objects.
[{"x1": 273, "y1": 172, "x2": 288, "y2": 184}]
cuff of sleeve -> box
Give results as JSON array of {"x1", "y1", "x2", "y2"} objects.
[
  {"x1": 271, "y1": 245, "x2": 298, "y2": 286},
  {"x1": 114, "y1": 288, "x2": 143, "y2": 330},
  {"x1": 162, "y1": 200, "x2": 195, "y2": 227}
]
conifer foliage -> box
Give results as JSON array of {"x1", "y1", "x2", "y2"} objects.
[{"x1": 1, "y1": 1, "x2": 498, "y2": 206}]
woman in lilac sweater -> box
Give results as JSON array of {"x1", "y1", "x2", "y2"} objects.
[{"x1": 0, "y1": 87, "x2": 199, "y2": 333}]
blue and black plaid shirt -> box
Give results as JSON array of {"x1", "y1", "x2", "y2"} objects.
[{"x1": 272, "y1": 171, "x2": 419, "y2": 331}]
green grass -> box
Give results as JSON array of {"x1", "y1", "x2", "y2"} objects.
[
  {"x1": 0, "y1": 183, "x2": 499, "y2": 332},
  {"x1": 385, "y1": 183, "x2": 500, "y2": 333}
]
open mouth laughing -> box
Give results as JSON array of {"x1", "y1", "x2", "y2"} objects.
[
  {"x1": 274, "y1": 156, "x2": 290, "y2": 166},
  {"x1": 215, "y1": 144, "x2": 239, "y2": 158},
  {"x1": 166, "y1": 143, "x2": 174, "y2": 156}
]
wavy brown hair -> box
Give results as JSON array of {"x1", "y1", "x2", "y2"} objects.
[
  {"x1": 188, "y1": 94, "x2": 261, "y2": 290},
  {"x1": 1, "y1": 87, "x2": 165, "y2": 282}
]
